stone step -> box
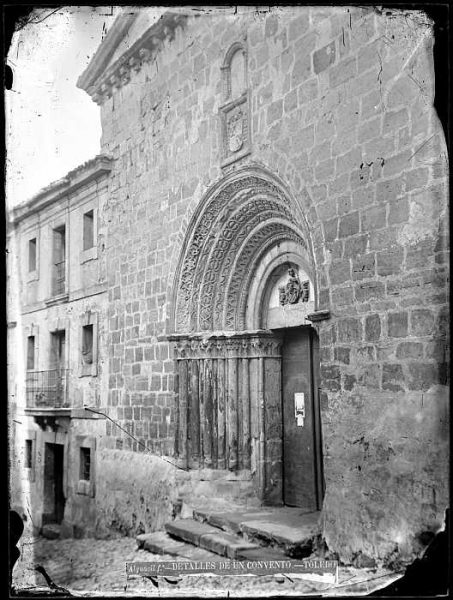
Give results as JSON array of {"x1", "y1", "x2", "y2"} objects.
[
  {"x1": 137, "y1": 531, "x2": 219, "y2": 561},
  {"x1": 41, "y1": 523, "x2": 61, "y2": 540},
  {"x1": 165, "y1": 518, "x2": 260, "y2": 559},
  {"x1": 193, "y1": 507, "x2": 321, "y2": 555}
]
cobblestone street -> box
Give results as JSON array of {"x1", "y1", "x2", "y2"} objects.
[{"x1": 13, "y1": 532, "x2": 400, "y2": 597}]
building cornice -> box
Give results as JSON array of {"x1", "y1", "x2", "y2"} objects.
[
  {"x1": 11, "y1": 154, "x2": 114, "y2": 225},
  {"x1": 77, "y1": 11, "x2": 188, "y2": 105}
]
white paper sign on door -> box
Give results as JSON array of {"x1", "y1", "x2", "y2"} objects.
[{"x1": 295, "y1": 392, "x2": 305, "y2": 427}]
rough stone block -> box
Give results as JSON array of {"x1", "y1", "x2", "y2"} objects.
[
  {"x1": 357, "y1": 364, "x2": 381, "y2": 388},
  {"x1": 338, "y1": 212, "x2": 360, "y2": 238},
  {"x1": 329, "y1": 56, "x2": 357, "y2": 87},
  {"x1": 358, "y1": 117, "x2": 381, "y2": 143},
  {"x1": 387, "y1": 312, "x2": 408, "y2": 338},
  {"x1": 406, "y1": 241, "x2": 435, "y2": 270},
  {"x1": 332, "y1": 286, "x2": 354, "y2": 306},
  {"x1": 344, "y1": 234, "x2": 369, "y2": 257},
  {"x1": 396, "y1": 342, "x2": 424, "y2": 359},
  {"x1": 298, "y1": 78, "x2": 318, "y2": 104},
  {"x1": 352, "y1": 253, "x2": 376, "y2": 280},
  {"x1": 328, "y1": 173, "x2": 349, "y2": 197},
  {"x1": 288, "y1": 13, "x2": 310, "y2": 41},
  {"x1": 376, "y1": 248, "x2": 404, "y2": 276},
  {"x1": 334, "y1": 347, "x2": 350, "y2": 364},
  {"x1": 383, "y1": 149, "x2": 413, "y2": 179},
  {"x1": 411, "y1": 309, "x2": 435, "y2": 336},
  {"x1": 265, "y1": 13, "x2": 279, "y2": 38},
  {"x1": 382, "y1": 108, "x2": 409, "y2": 135},
  {"x1": 336, "y1": 148, "x2": 362, "y2": 175},
  {"x1": 337, "y1": 317, "x2": 362, "y2": 343},
  {"x1": 360, "y1": 90, "x2": 382, "y2": 120},
  {"x1": 361, "y1": 205, "x2": 386, "y2": 232},
  {"x1": 283, "y1": 88, "x2": 298, "y2": 113},
  {"x1": 323, "y1": 218, "x2": 338, "y2": 242},
  {"x1": 267, "y1": 100, "x2": 283, "y2": 125},
  {"x1": 407, "y1": 362, "x2": 439, "y2": 391},
  {"x1": 329, "y1": 260, "x2": 351, "y2": 285},
  {"x1": 382, "y1": 363, "x2": 405, "y2": 392},
  {"x1": 291, "y1": 54, "x2": 312, "y2": 87},
  {"x1": 343, "y1": 374, "x2": 357, "y2": 391},
  {"x1": 336, "y1": 194, "x2": 352, "y2": 216},
  {"x1": 355, "y1": 281, "x2": 385, "y2": 302},
  {"x1": 315, "y1": 158, "x2": 335, "y2": 181},
  {"x1": 313, "y1": 41, "x2": 336, "y2": 74},
  {"x1": 365, "y1": 314, "x2": 381, "y2": 341},
  {"x1": 388, "y1": 197, "x2": 409, "y2": 225},
  {"x1": 375, "y1": 177, "x2": 404, "y2": 204}
]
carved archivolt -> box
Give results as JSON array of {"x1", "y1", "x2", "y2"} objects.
[{"x1": 172, "y1": 168, "x2": 314, "y2": 334}]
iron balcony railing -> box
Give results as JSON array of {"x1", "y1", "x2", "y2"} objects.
[
  {"x1": 26, "y1": 369, "x2": 70, "y2": 408},
  {"x1": 53, "y1": 260, "x2": 66, "y2": 296}
]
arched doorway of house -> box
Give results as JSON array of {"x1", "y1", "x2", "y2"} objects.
[{"x1": 168, "y1": 166, "x2": 324, "y2": 511}]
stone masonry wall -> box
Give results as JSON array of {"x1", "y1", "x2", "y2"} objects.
[{"x1": 97, "y1": 7, "x2": 448, "y2": 562}]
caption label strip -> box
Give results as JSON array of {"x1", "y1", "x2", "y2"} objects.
[{"x1": 127, "y1": 559, "x2": 338, "y2": 583}]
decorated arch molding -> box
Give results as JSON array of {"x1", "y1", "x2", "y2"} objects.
[{"x1": 170, "y1": 166, "x2": 316, "y2": 334}]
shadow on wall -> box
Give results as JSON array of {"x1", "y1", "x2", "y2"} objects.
[{"x1": 94, "y1": 450, "x2": 178, "y2": 537}]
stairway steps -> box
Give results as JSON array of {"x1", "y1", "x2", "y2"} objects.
[
  {"x1": 165, "y1": 519, "x2": 260, "y2": 559},
  {"x1": 137, "y1": 531, "x2": 218, "y2": 561},
  {"x1": 194, "y1": 508, "x2": 321, "y2": 550},
  {"x1": 139, "y1": 507, "x2": 321, "y2": 562},
  {"x1": 165, "y1": 519, "x2": 219, "y2": 546}
]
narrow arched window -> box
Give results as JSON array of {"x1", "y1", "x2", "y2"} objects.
[
  {"x1": 222, "y1": 42, "x2": 247, "y2": 102},
  {"x1": 220, "y1": 42, "x2": 250, "y2": 167}
]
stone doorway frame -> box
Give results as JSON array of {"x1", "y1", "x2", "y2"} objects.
[{"x1": 167, "y1": 165, "x2": 324, "y2": 505}]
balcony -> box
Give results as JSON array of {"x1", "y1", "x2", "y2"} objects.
[{"x1": 26, "y1": 369, "x2": 70, "y2": 409}]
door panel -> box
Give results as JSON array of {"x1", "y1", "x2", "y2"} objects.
[
  {"x1": 281, "y1": 326, "x2": 319, "y2": 510},
  {"x1": 43, "y1": 443, "x2": 65, "y2": 524}
]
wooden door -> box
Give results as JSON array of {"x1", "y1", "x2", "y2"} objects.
[
  {"x1": 281, "y1": 326, "x2": 323, "y2": 510},
  {"x1": 43, "y1": 443, "x2": 65, "y2": 524}
]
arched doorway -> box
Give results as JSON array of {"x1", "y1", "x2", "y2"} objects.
[{"x1": 168, "y1": 166, "x2": 324, "y2": 510}]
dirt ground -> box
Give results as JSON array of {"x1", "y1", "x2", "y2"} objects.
[{"x1": 12, "y1": 531, "x2": 402, "y2": 597}]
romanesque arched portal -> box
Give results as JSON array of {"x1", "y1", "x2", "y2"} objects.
[{"x1": 169, "y1": 167, "x2": 322, "y2": 506}]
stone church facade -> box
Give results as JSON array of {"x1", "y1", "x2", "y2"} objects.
[{"x1": 10, "y1": 6, "x2": 448, "y2": 565}]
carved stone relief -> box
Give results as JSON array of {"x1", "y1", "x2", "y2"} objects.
[{"x1": 278, "y1": 268, "x2": 310, "y2": 306}]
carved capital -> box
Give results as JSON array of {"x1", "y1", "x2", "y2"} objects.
[{"x1": 172, "y1": 332, "x2": 282, "y2": 360}]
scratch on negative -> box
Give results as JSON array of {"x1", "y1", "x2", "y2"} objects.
[{"x1": 408, "y1": 133, "x2": 436, "y2": 161}]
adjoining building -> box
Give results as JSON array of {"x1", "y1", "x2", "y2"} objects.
[
  {"x1": 9, "y1": 6, "x2": 449, "y2": 565},
  {"x1": 9, "y1": 156, "x2": 112, "y2": 537}
]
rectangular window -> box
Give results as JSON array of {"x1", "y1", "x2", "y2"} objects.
[
  {"x1": 83, "y1": 210, "x2": 94, "y2": 251},
  {"x1": 52, "y1": 226, "x2": 66, "y2": 295},
  {"x1": 81, "y1": 324, "x2": 93, "y2": 364},
  {"x1": 27, "y1": 336, "x2": 35, "y2": 370},
  {"x1": 25, "y1": 440, "x2": 33, "y2": 469},
  {"x1": 80, "y1": 447, "x2": 91, "y2": 481},
  {"x1": 28, "y1": 238, "x2": 37, "y2": 272},
  {"x1": 50, "y1": 330, "x2": 65, "y2": 369}
]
